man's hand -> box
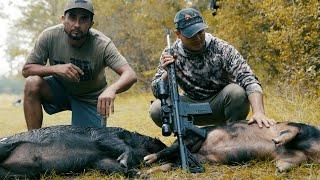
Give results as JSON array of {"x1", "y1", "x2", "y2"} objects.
[
  {"x1": 248, "y1": 112, "x2": 276, "y2": 128},
  {"x1": 97, "y1": 87, "x2": 117, "y2": 118},
  {"x1": 248, "y1": 92, "x2": 276, "y2": 128},
  {"x1": 54, "y1": 63, "x2": 84, "y2": 82},
  {"x1": 160, "y1": 53, "x2": 177, "y2": 80},
  {"x1": 96, "y1": 64, "x2": 137, "y2": 121},
  {"x1": 160, "y1": 54, "x2": 176, "y2": 70}
]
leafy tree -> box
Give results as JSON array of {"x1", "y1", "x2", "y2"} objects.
[
  {"x1": 204, "y1": 0, "x2": 319, "y2": 94},
  {"x1": 93, "y1": 0, "x2": 185, "y2": 84},
  {"x1": 4, "y1": 0, "x2": 67, "y2": 77},
  {"x1": 3, "y1": 0, "x2": 319, "y2": 94},
  {"x1": 16, "y1": 0, "x2": 67, "y2": 43}
]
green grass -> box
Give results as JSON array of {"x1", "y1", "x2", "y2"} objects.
[{"x1": 0, "y1": 85, "x2": 319, "y2": 179}]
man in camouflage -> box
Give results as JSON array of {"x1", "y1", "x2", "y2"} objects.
[{"x1": 149, "y1": 8, "x2": 275, "y2": 128}]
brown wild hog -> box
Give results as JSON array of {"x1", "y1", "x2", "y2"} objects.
[{"x1": 144, "y1": 121, "x2": 320, "y2": 173}]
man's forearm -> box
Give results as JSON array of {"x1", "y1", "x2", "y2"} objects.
[
  {"x1": 22, "y1": 64, "x2": 57, "y2": 78},
  {"x1": 248, "y1": 92, "x2": 265, "y2": 114},
  {"x1": 108, "y1": 69, "x2": 137, "y2": 94}
]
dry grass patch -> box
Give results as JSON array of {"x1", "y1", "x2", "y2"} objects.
[{"x1": 0, "y1": 86, "x2": 319, "y2": 179}]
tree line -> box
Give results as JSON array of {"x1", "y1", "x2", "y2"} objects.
[{"x1": 4, "y1": 0, "x2": 319, "y2": 95}]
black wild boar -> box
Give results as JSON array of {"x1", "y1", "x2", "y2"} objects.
[
  {"x1": 144, "y1": 121, "x2": 320, "y2": 173},
  {"x1": 0, "y1": 125, "x2": 166, "y2": 178}
]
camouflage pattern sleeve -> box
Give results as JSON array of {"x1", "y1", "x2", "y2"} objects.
[
  {"x1": 151, "y1": 65, "x2": 167, "y2": 98},
  {"x1": 214, "y1": 38, "x2": 263, "y2": 95}
]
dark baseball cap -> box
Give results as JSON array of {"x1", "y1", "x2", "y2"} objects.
[
  {"x1": 64, "y1": 0, "x2": 94, "y2": 15},
  {"x1": 174, "y1": 8, "x2": 208, "y2": 38}
]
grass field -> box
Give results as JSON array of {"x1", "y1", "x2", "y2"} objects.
[{"x1": 0, "y1": 85, "x2": 319, "y2": 179}]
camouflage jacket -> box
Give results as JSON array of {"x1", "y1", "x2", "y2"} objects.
[{"x1": 151, "y1": 33, "x2": 262, "y2": 100}]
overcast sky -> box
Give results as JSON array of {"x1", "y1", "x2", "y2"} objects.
[{"x1": 0, "y1": 1, "x2": 25, "y2": 77}]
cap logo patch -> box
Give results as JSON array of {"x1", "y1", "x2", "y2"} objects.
[{"x1": 184, "y1": 14, "x2": 192, "y2": 20}]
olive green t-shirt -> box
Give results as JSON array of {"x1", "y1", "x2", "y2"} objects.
[{"x1": 26, "y1": 24, "x2": 128, "y2": 104}]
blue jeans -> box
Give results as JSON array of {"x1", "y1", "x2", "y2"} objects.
[{"x1": 42, "y1": 76, "x2": 104, "y2": 127}]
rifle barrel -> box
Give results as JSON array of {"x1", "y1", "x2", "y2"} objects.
[{"x1": 166, "y1": 32, "x2": 189, "y2": 171}]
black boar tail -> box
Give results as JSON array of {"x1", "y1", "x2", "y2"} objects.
[{"x1": 0, "y1": 141, "x2": 26, "y2": 162}]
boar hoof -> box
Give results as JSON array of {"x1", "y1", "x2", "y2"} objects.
[
  {"x1": 143, "y1": 154, "x2": 158, "y2": 164},
  {"x1": 117, "y1": 152, "x2": 129, "y2": 168}
]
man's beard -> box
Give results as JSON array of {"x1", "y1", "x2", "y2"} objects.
[{"x1": 65, "y1": 29, "x2": 88, "y2": 41}]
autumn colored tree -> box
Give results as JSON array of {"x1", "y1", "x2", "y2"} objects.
[
  {"x1": 93, "y1": 0, "x2": 185, "y2": 84},
  {"x1": 4, "y1": 0, "x2": 319, "y2": 94},
  {"x1": 203, "y1": 0, "x2": 319, "y2": 94}
]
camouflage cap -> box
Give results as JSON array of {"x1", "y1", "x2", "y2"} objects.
[
  {"x1": 174, "y1": 8, "x2": 208, "y2": 38},
  {"x1": 64, "y1": 0, "x2": 94, "y2": 15}
]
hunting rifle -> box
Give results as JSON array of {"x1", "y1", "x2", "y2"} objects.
[{"x1": 156, "y1": 30, "x2": 212, "y2": 173}]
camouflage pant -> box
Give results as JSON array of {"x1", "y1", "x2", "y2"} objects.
[{"x1": 149, "y1": 83, "x2": 250, "y2": 127}]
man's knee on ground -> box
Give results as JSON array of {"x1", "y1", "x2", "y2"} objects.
[
  {"x1": 24, "y1": 76, "x2": 45, "y2": 96},
  {"x1": 149, "y1": 100, "x2": 163, "y2": 127}
]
